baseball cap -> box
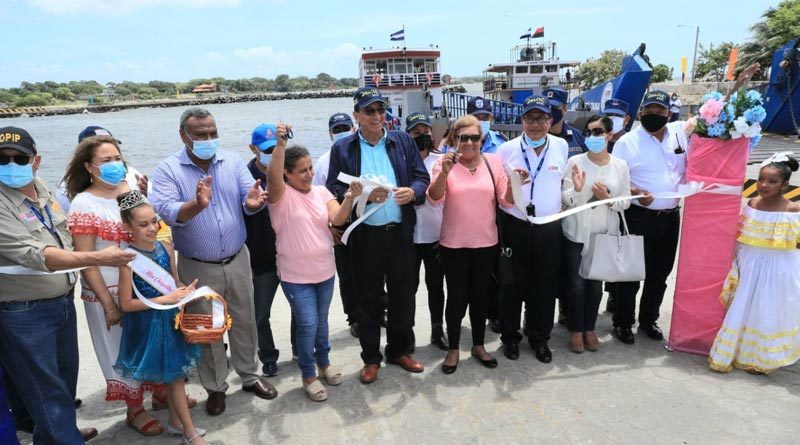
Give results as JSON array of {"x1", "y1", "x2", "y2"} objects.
[
  {"x1": 603, "y1": 99, "x2": 630, "y2": 117},
  {"x1": 0, "y1": 126, "x2": 37, "y2": 155},
  {"x1": 78, "y1": 126, "x2": 120, "y2": 143},
  {"x1": 251, "y1": 124, "x2": 278, "y2": 151},
  {"x1": 542, "y1": 87, "x2": 568, "y2": 107},
  {"x1": 467, "y1": 96, "x2": 492, "y2": 116},
  {"x1": 353, "y1": 87, "x2": 387, "y2": 110},
  {"x1": 641, "y1": 90, "x2": 670, "y2": 109},
  {"x1": 521, "y1": 95, "x2": 552, "y2": 116},
  {"x1": 405, "y1": 112, "x2": 432, "y2": 131},
  {"x1": 328, "y1": 113, "x2": 353, "y2": 130}
]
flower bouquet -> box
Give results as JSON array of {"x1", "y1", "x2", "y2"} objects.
[{"x1": 693, "y1": 89, "x2": 767, "y2": 149}]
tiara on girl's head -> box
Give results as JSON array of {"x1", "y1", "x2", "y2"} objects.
[{"x1": 119, "y1": 190, "x2": 149, "y2": 211}]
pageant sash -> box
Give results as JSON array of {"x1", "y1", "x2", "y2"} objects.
[
  {"x1": 126, "y1": 249, "x2": 224, "y2": 329},
  {"x1": 337, "y1": 173, "x2": 394, "y2": 245}
]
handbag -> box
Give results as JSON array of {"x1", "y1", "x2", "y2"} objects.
[
  {"x1": 578, "y1": 209, "x2": 645, "y2": 282},
  {"x1": 482, "y1": 156, "x2": 514, "y2": 285}
]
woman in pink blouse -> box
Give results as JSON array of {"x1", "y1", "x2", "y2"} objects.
[
  {"x1": 266, "y1": 123, "x2": 361, "y2": 402},
  {"x1": 428, "y1": 115, "x2": 527, "y2": 373}
]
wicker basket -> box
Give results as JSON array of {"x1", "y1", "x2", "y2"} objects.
[{"x1": 174, "y1": 293, "x2": 232, "y2": 344}]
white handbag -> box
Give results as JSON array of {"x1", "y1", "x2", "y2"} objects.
[{"x1": 578, "y1": 210, "x2": 646, "y2": 282}]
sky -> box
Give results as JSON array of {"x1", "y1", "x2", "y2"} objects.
[{"x1": 0, "y1": 0, "x2": 783, "y2": 88}]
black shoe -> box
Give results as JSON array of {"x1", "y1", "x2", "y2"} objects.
[
  {"x1": 471, "y1": 352, "x2": 498, "y2": 368},
  {"x1": 639, "y1": 322, "x2": 664, "y2": 340},
  {"x1": 262, "y1": 361, "x2": 278, "y2": 377},
  {"x1": 441, "y1": 362, "x2": 458, "y2": 374},
  {"x1": 532, "y1": 344, "x2": 552, "y2": 364},
  {"x1": 430, "y1": 325, "x2": 448, "y2": 351},
  {"x1": 613, "y1": 326, "x2": 635, "y2": 345},
  {"x1": 349, "y1": 322, "x2": 359, "y2": 338},
  {"x1": 502, "y1": 343, "x2": 520, "y2": 360},
  {"x1": 14, "y1": 418, "x2": 34, "y2": 434},
  {"x1": 606, "y1": 294, "x2": 616, "y2": 313},
  {"x1": 489, "y1": 319, "x2": 502, "y2": 334},
  {"x1": 74, "y1": 398, "x2": 83, "y2": 409}
]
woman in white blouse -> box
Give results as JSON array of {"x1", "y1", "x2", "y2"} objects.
[{"x1": 561, "y1": 115, "x2": 631, "y2": 353}]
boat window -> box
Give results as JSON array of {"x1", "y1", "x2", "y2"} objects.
[
  {"x1": 425, "y1": 59, "x2": 437, "y2": 73},
  {"x1": 375, "y1": 60, "x2": 387, "y2": 75},
  {"x1": 364, "y1": 61, "x2": 377, "y2": 74},
  {"x1": 413, "y1": 59, "x2": 425, "y2": 72},
  {"x1": 388, "y1": 58, "x2": 413, "y2": 74},
  {"x1": 545, "y1": 65, "x2": 558, "y2": 73},
  {"x1": 515, "y1": 66, "x2": 528, "y2": 74},
  {"x1": 531, "y1": 66, "x2": 543, "y2": 74}
]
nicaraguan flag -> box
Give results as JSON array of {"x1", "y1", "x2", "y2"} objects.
[
  {"x1": 390, "y1": 29, "x2": 405, "y2": 41},
  {"x1": 532, "y1": 26, "x2": 544, "y2": 38},
  {"x1": 520, "y1": 28, "x2": 531, "y2": 39}
]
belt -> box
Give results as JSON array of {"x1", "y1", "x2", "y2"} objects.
[
  {"x1": 189, "y1": 250, "x2": 239, "y2": 265},
  {"x1": 629, "y1": 205, "x2": 680, "y2": 216},
  {"x1": 362, "y1": 223, "x2": 401, "y2": 231}
]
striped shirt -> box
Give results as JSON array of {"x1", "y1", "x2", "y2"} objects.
[{"x1": 150, "y1": 148, "x2": 256, "y2": 262}]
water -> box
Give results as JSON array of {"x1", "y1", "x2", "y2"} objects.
[{"x1": 3, "y1": 96, "x2": 355, "y2": 186}]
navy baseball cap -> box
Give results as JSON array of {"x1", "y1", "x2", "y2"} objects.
[
  {"x1": 521, "y1": 95, "x2": 552, "y2": 116},
  {"x1": 405, "y1": 112, "x2": 432, "y2": 131},
  {"x1": 353, "y1": 87, "x2": 387, "y2": 110},
  {"x1": 542, "y1": 87, "x2": 568, "y2": 107},
  {"x1": 641, "y1": 90, "x2": 670, "y2": 109},
  {"x1": 328, "y1": 113, "x2": 353, "y2": 130},
  {"x1": 251, "y1": 124, "x2": 278, "y2": 151},
  {"x1": 603, "y1": 99, "x2": 630, "y2": 117},
  {"x1": 78, "y1": 126, "x2": 120, "y2": 143},
  {"x1": 0, "y1": 126, "x2": 36, "y2": 155},
  {"x1": 467, "y1": 96, "x2": 492, "y2": 116}
]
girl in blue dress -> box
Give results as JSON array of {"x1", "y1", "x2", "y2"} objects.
[{"x1": 113, "y1": 191, "x2": 207, "y2": 445}]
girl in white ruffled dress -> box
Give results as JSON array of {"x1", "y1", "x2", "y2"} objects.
[{"x1": 708, "y1": 153, "x2": 800, "y2": 374}]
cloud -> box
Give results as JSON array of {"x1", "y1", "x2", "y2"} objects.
[
  {"x1": 229, "y1": 43, "x2": 362, "y2": 77},
  {"x1": 27, "y1": 0, "x2": 240, "y2": 15}
]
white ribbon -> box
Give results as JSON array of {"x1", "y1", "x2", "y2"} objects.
[
  {"x1": 337, "y1": 173, "x2": 394, "y2": 245},
  {"x1": 0, "y1": 265, "x2": 86, "y2": 275},
  {"x1": 760, "y1": 151, "x2": 795, "y2": 167},
  {"x1": 127, "y1": 249, "x2": 225, "y2": 329}
]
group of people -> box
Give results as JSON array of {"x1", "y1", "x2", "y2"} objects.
[{"x1": 1, "y1": 78, "x2": 798, "y2": 444}]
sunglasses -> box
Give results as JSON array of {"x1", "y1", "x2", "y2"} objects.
[
  {"x1": 585, "y1": 128, "x2": 607, "y2": 137},
  {"x1": 0, "y1": 155, "x2": 33, "y2": 166},
  {"x1": 360, "y1": 107, "x2": 386, "y2": 116},
  {"x1": 458, "y1": 134, "x2": 482, "y2": 143},
  {"x1": 331, "y1": 125, "x2": 352, "y2": 134}
]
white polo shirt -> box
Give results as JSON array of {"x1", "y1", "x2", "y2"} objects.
[
  {"x1": 312, "y1": 149, "x2": 331, "y2": 186},
  {"x1": 496, "y1": 134, "x2": 569, "y2": 220},
  {"x1": 612, "y1": 122, "x2": 689, "y2": 210},
  {"x1": 413, "y1": 153, "x2": 444, "y2": 244}
]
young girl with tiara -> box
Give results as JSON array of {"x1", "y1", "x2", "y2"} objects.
[
  {"x1": 708, "y1": 152, "x2": 800, "y2": 374},
  {"x1": 113, "y1": 190, "x2": 208, "y2": 444}
]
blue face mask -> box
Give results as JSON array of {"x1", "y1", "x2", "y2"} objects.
[
  {"x1": 258, "y1": 152, "x2": 272, "y2": 165},
  {"x1": 0, "y1": 161, "x2": 34, "y2": 189},
  {"x1": 479, "y1": 120, "x2": 491, "y2": 137},
  {"x1": 332, "y1": 131, "x2": 351, "y2": 143},
  {"x1": 585, "y1": 136, "x2": 606, "y2": 153},
  {"x1": 191, "y1": 138, "x2": 220, "y2": 160},
  {"x1": 95, "y1": 161, "x2": 127, "y2": 186},
  {"x1": 523, "y1": 134, "x2": 547, "y2": 148}
]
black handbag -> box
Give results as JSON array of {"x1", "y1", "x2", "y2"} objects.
[{"x1": 482, "y1": 156, "x2": 514, "y2": 286}]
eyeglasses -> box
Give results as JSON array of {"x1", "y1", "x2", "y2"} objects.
[
  {"x1": 0, "y1": 155, "x2": 33, "y2": 166},
  {"x1": 585, "y1": 128, "x2": 607, "y2": 137},
  {"x1": 457, "y1": 134, "x2": 482, "y2": 143},
  {"x1": 360, "y1": 107, "x2": 386, "y2": 116},
  {"x1": 522, "y1": 115, "x2": 550, "y2": 125},
  {"x1": 331, "y1": 125, "x2": 352, "y2": 134}
]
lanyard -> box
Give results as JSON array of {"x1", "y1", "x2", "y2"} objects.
[
  {"x1": 28, "y1": 203, "x2": 64, "y2": 249},
  {"x1": 520, "y1": 138, "x2": 549, "y2": 201}
]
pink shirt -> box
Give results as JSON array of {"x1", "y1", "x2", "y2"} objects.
[
  {"x1": 429, "y1": 154, "x2": 510, "y2": 249},
  {"x1": 268, "y1": 185, "x2": 336, "y2": 284}
]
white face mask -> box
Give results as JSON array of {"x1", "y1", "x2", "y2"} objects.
[{"x1": 609, "y1": 116, "x2": 625, "y2": 133}]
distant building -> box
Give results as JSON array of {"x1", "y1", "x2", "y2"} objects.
[{"x1": 192, "y1": 83, "x2": 218, "y2": 93}]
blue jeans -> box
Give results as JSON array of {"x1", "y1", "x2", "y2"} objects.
[
  {"x1": 0, "y1": 295, "x2": 82, "y2": 445},
  {"x1": 281, "y1": 277, "x2": 335, "y2": 378},
  {"x1": 0, "y1": 365, "x2": 20, "y2": 445}
]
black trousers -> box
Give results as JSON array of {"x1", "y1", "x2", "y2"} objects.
[
  {"x1": 613, "y1": 205, "x2": 681, "y2": 328},
  {"x1": 499, "y1": 214, "x2": 562, "y2": 347},
  {"x1": 562, "y1": 236, "x2": 602, "y2": 332},
  {"x1": 413, "y1": 242, "x2": 445, "y2": 326},
  {"x1": 440, "y1": 245, "x2": 497, "y2": 349},
  {"x1": 350, "y1": 225, "x2": 416, "y2": 364},
  {"x1": 334, "y1": 243, "x2": 357, "y2": 324}
]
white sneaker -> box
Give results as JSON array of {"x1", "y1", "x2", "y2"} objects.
[{"x1": 166, "y1": 423, "x2": 206, "y2": 437}]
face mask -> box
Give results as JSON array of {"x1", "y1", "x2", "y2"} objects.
[
  {"x1": 191, "y1": 138, "x2": 220, "y2": 160},
  {"x1": 640, "y1": 114, "x2": 668, "y2": 133},
  {"x1": 609, "y1": 116, "x2": 625, "y2": 133},
  {"x1": 585, "y1": 136, "x2": 606, "y2": 153},
  {"x1": 332, "y1": 131, "x2": 351, "y2": 143},
  {"x1": 0, "y1": 162, "x2": 34, "y2": 189},
  {"x1": 413, "y1": 134, "x2": 433, "y2": 152},
  {"x1": 551, "y1": 108, "x2": 564, "y2": 124},
  {"x1": 258, "y1": 153, "x2": 272, "y2": 165},
  {"x1": 95, "y1": 161, "x2": 127, "y2": 186},
  {"x1": 523, "y1": 133, "x2": 547, "y2": 148},
  {"x1": 479, "y1": 120, "x2": 491, "y2": 136}
]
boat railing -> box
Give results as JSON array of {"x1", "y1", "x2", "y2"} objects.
[
  {"x1": 363, "y1": 72, "x2": 442, "y2": 88},
  {"x1": 441, "y1": 91, "x2": 523, "y2": 124}
]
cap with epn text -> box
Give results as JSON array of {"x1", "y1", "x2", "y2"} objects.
[
  {"x1": 328, "y1": 113, "x2": 353, "y2": 130},
  {"x1": 353, "y1": 87, "x2": 387, "y2": 110},
  {"x1": 521, "y1": 95, "x2": 552, "y2": 116},
  {"x1": 405, "y1": 112, "x2": 432, "y2": 131},
  {"x1": 640, "y1": 90, "x2": 670, "y2": 109},
  {"x1": 0, "y1": 126, "x2": 37, "y2": 155}
]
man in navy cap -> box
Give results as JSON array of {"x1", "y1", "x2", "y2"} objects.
[
  {"x1": 467, "y1": 96, "x2": 507, "y2": 154},
  {"x1": 327, "y1": 87, "x2": 430, "y2": 384},
  {"x1": 543, "y1": 87, "x2": 586, "y2": 158},
  {"x1": 313, "y1": 113, "x2": 355, "y2": 187},
  {"x1": 611, "y1": 90, "x2": 689, "y2": 345},
  {"x1": 496, "y1": 95, "x2": 569, "y2": 364},
  {"x1": 602, "y1": 98, "x2": 631, "y2": 154}
]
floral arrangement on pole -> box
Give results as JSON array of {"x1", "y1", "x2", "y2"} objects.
[{"x1": 693, "y1": 88, "x2": 766, "y2": 149}]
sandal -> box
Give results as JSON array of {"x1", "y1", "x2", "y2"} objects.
[
  {"x1": 183, "y1": 431, "x2": 207, "y2": 444},
  {"x1": 125, "y1": 407, "x2": 164, "y2": 437},
  {"x1": 303, "y1": 379, "x2": 328, "y2": 402},
  {"x1": 152, "y1": 393, "x2": 197, "y2": 411},
  {"x1": 318, "y1": 365, "x2": 343, "y2": 386},
  {"x1": 166, "y1": 423, "x2": 207, "y2": 437}
]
